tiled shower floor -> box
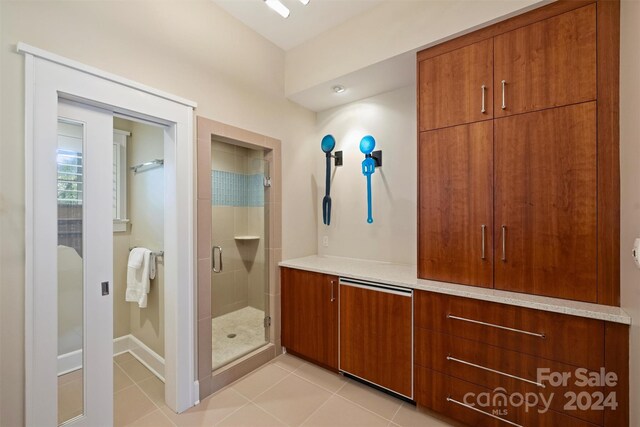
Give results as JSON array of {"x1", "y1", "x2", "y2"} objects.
[{"x1": 212, "y1": 306, "x2": 267, "y2": 371}]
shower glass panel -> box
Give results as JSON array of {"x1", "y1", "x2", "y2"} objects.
[
  {"x1": 57, "y1": 119, "x2": 85, "y2": 424},
  {"x1": 211, "y1": 140, "x2": 269, "y2": 371}
]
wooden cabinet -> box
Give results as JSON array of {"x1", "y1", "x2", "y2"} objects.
[
  {"x1": 414, "y1": 290, "x2": 629, "y2": 427},
  {"x1": 417, "y1": 1, "x2": 619, "y2": 305},
  {"x1": 418, "y1": 121, "x2": 493, "y2": 287},
  {"x1": 493, "y1": 4, "x2": 596, "y2": 118},
  {"x1": 494, "y1": 102, "x2": 598, "y2": 301},
  {"x1": 419, "y1": 38, "x2": 493, "y2": 131},
  {"x1": 339, "y1": 280, "x2": 412, "y2": 398},
  {"x1": 281, "y1": 267, "x2": 338, "y2": 370}
]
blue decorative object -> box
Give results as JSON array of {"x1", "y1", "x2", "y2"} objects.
[
  {"x1": 360, "y1": 135, "x2": 377, "y2": 224},
  {"x1": 321, "y1": 134, "x2": 336, "y2": 225}
]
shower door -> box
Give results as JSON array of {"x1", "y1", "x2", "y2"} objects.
[{"x1": 210, "y1": 142, "x2": 269, "y2": 371}]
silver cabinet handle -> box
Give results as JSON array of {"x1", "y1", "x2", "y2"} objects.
[
  {"x1": 481, "y1": 224, "x2": 486, "y2": 260},
  {"x1": 446, "y1": 397, "x2": 522, "y2": 427},
  {"x1": 212, "y1": 246, "x2": 223, "y2": 273},
  {"x1": 330, "y1": 280, "x2": 335, "y2": 302},
  {"x1": 447, "y1": 314, "x2": 546, "y2": 338},
  {"x1": 446, "y1": 355, "x2": 545, "y2": 387},
  {"x1": 501, "y1": 225, "x2": 506, "y2": 261},
  {"x1": 501, "y1": 80, "x2": 507, "y2": 110},
  {"x1": 481, "y1": 85, "x2": 486, "y2": 113}
]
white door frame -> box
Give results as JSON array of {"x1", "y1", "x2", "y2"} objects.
[{"x1": 20, "y1": 43, "x2": 198, "y2": 425}]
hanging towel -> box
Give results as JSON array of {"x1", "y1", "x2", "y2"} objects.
[
  {"x1": 149, "y1": 253, "x2": 156, "y2": 280},
  {"x1": 128, "y1": 247, "x2": 146, "y2": 269},
  {"x1": 126, "y1": 248, "x2": 152, "y2": 308}
]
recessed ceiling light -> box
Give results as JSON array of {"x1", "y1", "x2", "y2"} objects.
[
  {"x1": 333, "y1": 85, "x2": 346, "y2": 94},
  {"x1": 264, "y1": 0, "x2": 290, "y2": 18},
  {"x1": 299, "y1": 0, "x2": 310, "y2": 5}
]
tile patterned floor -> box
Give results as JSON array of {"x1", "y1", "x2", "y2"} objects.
[{"x1": 62, "y1": 352, "x2": 458, "y2": 426}]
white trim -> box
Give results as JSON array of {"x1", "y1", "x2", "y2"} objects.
[{"x1": 16, "y1": 43, "x2": 197, "y2": 108}]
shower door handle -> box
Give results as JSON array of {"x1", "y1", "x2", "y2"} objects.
[{"x1": 212, "y1": 246, "x2": 223, "y2": 273}]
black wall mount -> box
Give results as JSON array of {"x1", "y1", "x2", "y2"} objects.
[
  {"x1": 371, "y1": 150, "x2": 382, "y2": 168},
  {"x1": 333, "y1": 150, "x2": 343, "y2": 166}
]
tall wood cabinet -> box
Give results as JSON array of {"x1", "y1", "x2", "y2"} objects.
[
  {"x1": 281, "y1": 267, "x2": 338, "y2": 370},
  {"x1": 417, "y1": 1, "x2": 619, "y2": 305}
]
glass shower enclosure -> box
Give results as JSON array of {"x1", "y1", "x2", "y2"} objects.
[{"x1": 210, "y1": 139, "x2": 269, "y2": 371}]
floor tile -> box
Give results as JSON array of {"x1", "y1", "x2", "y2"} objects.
[
  {"x1": 114, "y1": 363, "x2": 135, "y2": 393},
  {"x1": 337, "y1": 379, "x2": 402, "y2": 420},
  {"x1": 231, "y1": 363, "x2": 289, "y2": 400},
  {"x1": 118, "y1": 358, "x2": 155, "y2": 383},
  {"x1": 218, "y1": 403, "x2": 285, "y2": 427},
  {"x1": 58, "y1": 368, "x2": 83, "y2": 386},
  {"x1": 161, "y1": 387, "x2": 248, "y2": 426},
  {"x1": 58, "y1": 377, "x2": 84, "y2": 425},
  {"x1": 126, "y1": 409, "x2": 175, "y2": 427},
  {"x1": 137, "y1": 376, "x2": 165, "y2": 406},
  {"x1": 271, "y1": 353, "x2": 305, "y2": 372},
  {"x1": 253, "y1": 374, "x2": 332, "y2": 425},
  {"x1": 114, "y1": 385, "x2": 157, "y2": 427},
  {"x1": 114, "y1": 351, "x2": 136, "y2": 365},
  {"x1": 392, "y1": 402, "x2": 458, "y2": 427},
  {"x1": 293, "y1": 362, "x2": 346, "y2": 393},
  {"x1": 301, "y1": 395, "x2": 389, "y2": 427}
]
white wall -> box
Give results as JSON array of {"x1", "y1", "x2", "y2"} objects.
[
  {"x1": 620, "y1": 1, "x2": 640, "y2": 424},
  {"x1": 0, "y1": 1, "x2": 317, "y2": 425},
  {"x1": 285, "y1": 0, "x2": 545, "y2": 97},
  {"x1": 316, "y1": 86, "x2": 416, "y2": 265}
]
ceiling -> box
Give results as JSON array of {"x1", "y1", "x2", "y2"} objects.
[{"x1": 212, "y1": 0, "x2": 384, "y2": 51}]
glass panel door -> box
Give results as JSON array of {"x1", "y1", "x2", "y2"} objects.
[
  {"x1": 56, "y1": 100, "x2": 114, "y2": 426},
  {"x1": 210, "y1": 140, "x2": 269, "y2": 370}
]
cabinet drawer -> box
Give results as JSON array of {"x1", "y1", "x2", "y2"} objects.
[
  {"x1": 414, "y1": 291, "x2": 604, "y2": 369},
  {"x1": 415, "y1": 328, "x2": 603, "y2": 425},
  {"x1": 415, "y1": 366, "x2": 599, "y2": 427}
]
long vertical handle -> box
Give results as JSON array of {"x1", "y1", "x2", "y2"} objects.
[
  {"x1": 481, "y1": 85, "x2": 486, "y2": 114},
  {"x1": 330, "y1": 280, "x2": 335, "y2": 302},
  {"x1": 501, "y1": 80, "x2": 507, "y2": 110},
  {"x1": 212, "y1": 246, "x2": 223, "y2": 273},
  {"x1": 501, "y1": 226, "x2": 507, "y2": 261},
  {"x1": 481, "y1": 225, "x2": 486, "y2": 260}
]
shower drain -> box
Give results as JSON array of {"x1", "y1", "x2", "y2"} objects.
[{"x1": 227, "y1": 333, "x2": 237, "y2": 339}]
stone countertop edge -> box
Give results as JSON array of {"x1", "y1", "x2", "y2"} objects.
[{"x1": 279, "y1": 255, "x2": 631, "y2": 325}]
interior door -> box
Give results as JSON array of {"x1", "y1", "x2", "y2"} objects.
[
  {"x1": 418, "y1": 121, "x2": 493, "y2": 287},
  {"x1": 494, "y1": 102, "x2": 597, "y2": 302},
  {"x1": 54, "y1": 100, "x2": 114, "y2": 426}
]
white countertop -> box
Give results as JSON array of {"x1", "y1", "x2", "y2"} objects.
[{"x1": 279, "y1": 255, "x2": 631, "y2": 325}]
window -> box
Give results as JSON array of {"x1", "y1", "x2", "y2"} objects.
[{"x1": 56, "y1": 126, "x2": 130, "y2": 234}]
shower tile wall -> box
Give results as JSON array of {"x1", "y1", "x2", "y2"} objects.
[{"x1": 211, "y1": 140, "x2": 266, "y2": 318}]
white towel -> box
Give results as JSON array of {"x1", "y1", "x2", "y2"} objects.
[
  {"x1": 126, "y1": 248, "x2": 152, "y2": 308},
  {"x1": 128, "y1": 247, "x2": 146, "y2": 269},
  {"x1": 149, "y1": 253, "x2": 156, "y2": 280}
]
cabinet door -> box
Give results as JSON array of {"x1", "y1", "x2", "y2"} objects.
[
  {"x1": 494, "y1": 4, "x2": 596, "y2": 117},
  {"x1": 339, "y1": 282, "x2": 412, "y2": 398},
  {"x1": 281, "y1": 268, "x2": 338, "y2": 370},
  {"x1": 419, "y1": 38, "x2": 493, "y2": 131},
  {"x1": 418, "y1": 121, "x2": 493, "y2": 287},
  {"x1": 494, "y1": 102, "x2": 597, "y2": 302}
]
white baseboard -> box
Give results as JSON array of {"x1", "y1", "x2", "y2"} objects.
[{"x1": 58, "y1": 334, "x2": 165, "y2": 381}]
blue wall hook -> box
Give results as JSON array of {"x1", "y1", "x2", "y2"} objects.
[
  {"x1": 360, "y1": 135, "x2": 379, "y2": 224},
  {"x1": 321, "y1": 135, "x2": 342, "y2": 225}
]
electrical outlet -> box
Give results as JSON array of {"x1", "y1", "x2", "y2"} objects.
[{"x1": 323, "y1": 236, "x2": 329, "y2": 247}]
